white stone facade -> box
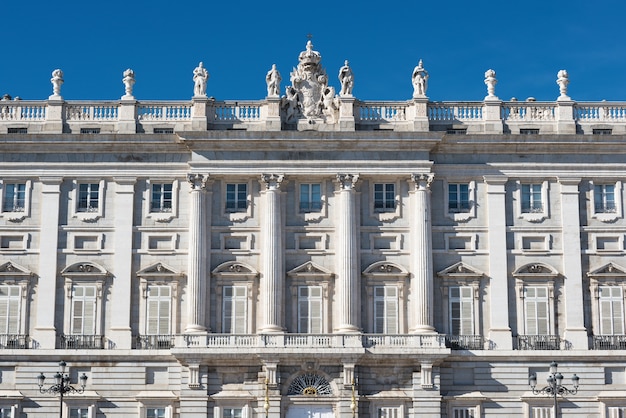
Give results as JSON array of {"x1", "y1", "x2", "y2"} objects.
[{"x1": 0, "y1": 43, "x2": 626, "y2": 417}]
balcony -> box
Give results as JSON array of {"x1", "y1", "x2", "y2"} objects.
[
  {"x1": 593, "y1": 335, "x2": 626, "y2": 350},
  {"x1": 517, "y1": 335, "x2": 561, "y2": 350},
  {"x1": 445, "y1": 335, "x2": 484, "y2": 350},
  {"x1": 136, "y1": 334, "x2": 175, "y2": 349},
  {"x1": 59, "y1": 334, "x2": 104, "y2": 349},
  {"x1": 0, "y1": 334, "x2": 29, "y2": 349}
]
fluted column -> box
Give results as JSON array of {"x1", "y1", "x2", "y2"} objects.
[
  {"x1": 410, "y1": 173, "x2": 435, "y2": 334},
  {"x1": 335, "y1": 174, "x2": 360, "y2": 333},
  {"x1": 185, "y1": 174, "x2": 209, "y2": 333},
  {"x1": 259, "y1": 174, "x2": 285, "y2": 333}
]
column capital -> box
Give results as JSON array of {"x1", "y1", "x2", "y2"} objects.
[
  {"x1": 187, "y1": 173, "x2": 209, "y2": 190},
  {"x1": 410, "y1": 173, "x2": 434, "y2": 190},
  {"x1": 335, "y1": 174, "x2": 359, "y2": 190},
  {"x1": 260, "y1": 174, "x2": 285, "y2": 190}
]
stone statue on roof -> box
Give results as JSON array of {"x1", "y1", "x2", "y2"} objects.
[
  {"x1": 338, "y1": 60, "x2": 354, "y2": 97},
  {"x1": 412, "y1": 59, "x2": 429, "y2": 98},
  {"x1": 193, "y1": 62, "x2": 209, "y2": 98},
  {"x1": 266, "y1": 64, "x2": 282, "y2": 97}
]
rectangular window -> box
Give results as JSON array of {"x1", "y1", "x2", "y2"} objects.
[
  {"x1": 525, "y1": 287, "x2": 549, "y2": 335},
  {"x1": 595, "y1": 184, "x2": 616, "y2": 213},
  {"x1": 531, "y1": 406, "x2": 553, "y2": 418},
  {"x1": 71, "y1": 285, "x2": 97, "y2": 335},
  {"x1": 69, "y1": 408, "x2": 89, "y2": 418},
  {"x1": 374, "y1": 183, "x2": 395, "y2": 212},
  {"x1": 452, "y1": 407, "x2": 477, "y2": 418},
  {"x1": 449, "y1": 286, "x2": 474, "y2": 335},
  {"x1": 600, "y1": 286, "x2": 625, "y2": 335},
  {"x1": 609, "y1": 407, "x2": 626, "y2": 418},
  {"x1": 146, "y1": 408, "x2": 166, "y2": 418},
  {"x1": 0, "y1": 409, "x2": 10, "y2": 418},
  {"x1": 299, "y1": 183, "x2": 322, "y2": 213},
  {"x1": 222, "y1": 285, "x2": 247, "y2": 334},
  {"x1": 521, "y1": 184, "x2": 543, "y2": 213},
  {"x1": 374, "y1": 286, "x2": 398, "y2": 334},
  {"x1": 448, "y1": 184, "x2": 470, "y2": 213},
  {"x1": 146, "y1": 286, "x2": 171, "y2": 335},
  {"x1": 77, "y1": 183, "x2": 100, "y2": 212},
  {"x1": 378, "y1": 406, "x2": 401, "y2": 418},
  {"x1": 2, "y1": 183, "x2": 26, "y2": 212},
  {"x1": 223, "y1": 408, "x2": 243, "y2": 418},
  {"x1": 0, "y1": 285, "x2": 20, "y2": 335},
  {"x1": 151, "y1": 183, "x2": 173, "y2": 213},
  {"x1": 226, "y1": 183, "x2": 247, "y2": 212},
  {"x1": 298, "y1": 286, "x2": 322, "y2": 333}
]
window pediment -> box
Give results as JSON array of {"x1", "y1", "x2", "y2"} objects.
[
  {"x1": 137, "y1": 262, "x2": 183, "y2": 278},
  {"x1": 437, "y1": 262, "x2": 484, "y2": 279},
  {"x1": 287, "y1": 262, "x2": 333, "y2": 278},
  {"x1": 363, "y1": 262, "x2": 408, "y2": 279},
  {"x1": 512, "y1": 263, "x2": 559, "y2": 279},
  {"x1": 61, "y1": 262, "x2": 109, "y2": 278},
  {"x1": 212, "y1": 261, "x2": 258, "y2": 279},
  {"x1": 588, "y1": 262, "x2": 626, "y2": 279},
  {"x1": 0, "y1": 261, "x2": 32, "y2": 277}
]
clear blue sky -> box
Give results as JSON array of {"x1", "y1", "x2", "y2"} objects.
[{"x1": 2, "y1": 0, "x2": 625, "y2": 102}]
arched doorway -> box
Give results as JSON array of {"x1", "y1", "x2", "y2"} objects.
[{"x1": 285, "y1": 373, "x2": 336, "y2": 418}]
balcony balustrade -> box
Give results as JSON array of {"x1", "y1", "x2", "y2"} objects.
[
  {"x1": 135, "y1": 334, "x2": 175, "y2": 349},
  {"x1": 59, "y1": 334, "x2": 104, "y2": 349},
  {"x1": 0, "y1": 334, "x2": 29, "y2": 349},
  {"x1": 445, "y1": 335, "x2": 484, "y2": 350},
  {"x1": 517, "y1": 335, "x2": 561, "y2": 350},
  {"x1": 593, "y1": 335, "x2": 626, "y2": 350}
]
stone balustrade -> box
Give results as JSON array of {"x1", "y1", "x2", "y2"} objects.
[{"x1": 2, "y1": 97, "x2": 626, "y2": 134}]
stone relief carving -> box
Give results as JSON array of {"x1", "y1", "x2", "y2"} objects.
[{"x1": 282, "y1": 41, "x2": 340, "y2": 124}]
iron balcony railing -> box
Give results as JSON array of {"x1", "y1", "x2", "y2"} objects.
[
  {"x1": 517, "y1": 335, "x2": 561, "y2": 350},
  {"x1": 445, "y1": 335, "x2": 484, "y2": 350},
  {"x1": 0, "y1": 334, "x2": 29, "y2": 349},
  {"x1": 593, "y1": 335, "x2": 626, "y2": 350},
  {"x1": 59, "y1": 334, "x2": 104, "y2": 349},
  {"x1": 136, "y1": 334, "x2": 175, "y2": 349}
]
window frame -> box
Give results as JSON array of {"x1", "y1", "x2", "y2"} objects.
[
  {"x1": 0, "y1": 262, "x2": 31, "y2": 347},
  {"x1": 444, "y1": 180, "x2": 476, "y2": 222},
  {"x1": 589, "y1": 263, "x2": 626, "y2": 341},
  {"x1": 363, "y1": 262, "x2": 409, "y2": 335},
  {"x1": 590, "y1": 180, "x2": 623, "y2": 223},
  {"x1": 515, "y1": 180, "x2": 549, "y2": 223},
  {"x1": 72, "y1": 180, "x2": 105, "y2": 222},
  {"x1": 221, "y1": 284, "x2": 249, "y2": 334},
  {"x1": 213, "y1": 262, "x2": 259, "y2": 334},
  {"x1": 369, "y1": 180, "x2": 402, "y2": 222},
  {"x1": 0, "y1": 180, "x2": 31, "y2": 222},
  {"x1": 296, "y1": 180, "x2": 328, "y2": 222},
  {"x1": 287, "y1": 262, "x2": 333, "y2": 334},
  {"x1": 221, "y1": 180, "x2": 253, "y2": 222},
  {"x1": 145, "y1": 179, "x2": 179, "y2": 222}
]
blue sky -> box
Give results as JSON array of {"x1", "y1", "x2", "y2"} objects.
[{"x1": 2, "y1": 0, "x2": 626, "y2": 102}]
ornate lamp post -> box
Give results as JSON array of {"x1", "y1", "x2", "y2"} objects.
[
  {"x1": 529, "y1": 361, "x2": 579, "y2": 418},
  {"x1": 37, "y1": 360, "x2": 88, "y2": 418}
]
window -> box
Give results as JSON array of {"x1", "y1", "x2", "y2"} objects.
[
  {"x1": 374, "y1": 286, "x2": 398, "y2": 334},
  {"x1": 599, "y1": 286, "x2": 625, "y2": 335},
  {"x1": 448, "y1": 183, "x2": 470, "y2": 213},
  {"x1": 520, "y1": 129, "x2": 540, "y2": 135},
  {"x1": 378, "y1": 406, "x2": 402, "y2": 418},
  {"x1": 226, "y1": 183, "x2": 247, "y2": 212},
  {"x1": 609, "y1": 407, "x2": 626, "y2": 418},
  {"x1": 374, "y1": 183, "x2": 395, "y2": 212},
  {"x1": 151, "y1": 183, "x2": 173, "y2": 213},
  {"x1": 71, "y1": 285, "x2": 97, "y2": 335},
  {"x1": 153, "y1": 128, "x2": 174, "y2": 134},
  {"x1": 594, "y1": 128, "x2": 612, "y2": 135},
  {"x1": 147, "y1": 408, "x2": 166, "y2": 418},
  {"x1": 452, "y1": 407, "x2": 477, "y2": 418},
  {"x1": 7, "y1": 128, "x2": 27, "y2": 134},
  {"x1": 595, "y1": 184, "x2": 616, "y2": 213},
  {"x1": 77, "y1": 183, "x2": 100, "y2": 212},
  {"x1": 222, "y1": 285, "x2": 247, "y2": 334},
  {"x1": 524, "y1": 286, "x2": 550, "y2": 335},
  {"x1": 0, "y1": 285, "x2": 20, "y2": 335},
  {"x1": 2, "y1": 184, "x2": 25, "y2": 212},
  {"x1": 521, "y1": 184, "x2": 543, "y2": 213},
  {"x1": 530, "y1": 406, "x2": 553, "y2": 418},
  {"x1": 80, "y1": 128, "x2": 100, "y2": 134},
  {"x1": 146, "y1": 286, "x2": 171, "y2": 335},
  {"x1": 223, "y1": 408, "x2": 243, "y2": 418},
  {"x1": 69, "y1": 408, "x2": 89, "y2": 418},
  {"x1": 299, "y1": 183, "x2": 322, "y2": 213},
  {"x1": 450, "y1": 286, "x2": 474, "y2": 336},
  {"x1": 298, "y1": 286, "x2": 322, "y2": 333}
]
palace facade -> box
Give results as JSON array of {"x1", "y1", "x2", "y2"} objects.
[{"x1": 0, "y1": 42, "x2": 626, "y2": 418}]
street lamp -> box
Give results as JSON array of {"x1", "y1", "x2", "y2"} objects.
[
  {"x1": 529, "y1": 361, "x2": 579, "y2": 418},
  {"x1": 37, "y1": 360, "x2": 88, "y2": 418}
]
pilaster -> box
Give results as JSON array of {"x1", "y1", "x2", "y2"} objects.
[
  {"x1": 483, "y1": 175, "x2": 512, "y2": 349},
  {"x1": 483, "y1": 99, "x2": 503, "y2": 134},
  {"x1": 259, "y1": 174, "x2": 285, "y2": 333},
  {"x1": 559, "y1": 177, "x2": 587, "y2": 348},
  {"x1": 185, "y1": 174, "x2": 209, "y2": 333},
  {"x1": 556, "y1": 100, "x2": 576, "y2": 134},
  {"x1": 191, "y1": 97, "x2": 209, "y2": 131},
  {"x1": 108, "y1": 177, "x2": 136, "y2": 348},
  {"x1": 43, "y1": 99, "x2": 64, "y2": 133},
  {"x1": 410, "y1": 173, "x2": 435, "y2": 334},
  {"x1": 334, "y1": 174, "x2": 361, "y2": 333},
  {"x1": 33, "y1": 177, "x2": 63, "y2": 348},
  {"x1": 264, "y1": 97, "x2": 282, "y2": 131},
  {"x1": 410, "y1": 97, "x2": 429, "y2": 132}
]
